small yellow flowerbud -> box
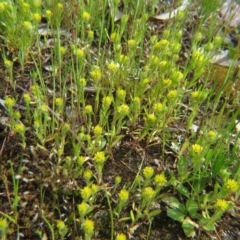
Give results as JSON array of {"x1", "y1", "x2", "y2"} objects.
[
  {"x1": 115, "y1": 176, "x2": 122, "y2": 185},
  {"x1": 93, "y1": 125, "x2": 102, "y2": 136},
  {"x1": 85, "y1": 105, "x2": 93, "y2": 114},
  {"x1": 23, "y1": 21, "x2": 32, "y2": 31},
  {"x1": 78, "y1": 78, "x2": 86, "y2": 87},
  {"x1": 76, "y1": 48, "x2": 84, "y2": 58},
  {"x1": 4, "y1": 59, "x2": 13, "y2": 69},
  {"x1": 107, "y1": 61, "x2": 119, "y2": 72},
  {"x1": 83, "y1": 169, "x2": 93, "y2": 182},
  {"x1": 60, "y1": 46, "x2": 66, "y2": 54},
  {"x1": 23, "y1": 93, "x2": 31, "y2": 104},
  {"x1": 154, "y1": 39, "x2": 169, "y2": 49},
  {"x1": 116, "y1": 89, "x2": 126, "y2": 101},
  {"x1": 58, "y1": 3, "x2": 63, "y2": 10},
  {"x1": 163, "y1": 79, "x2": 172, "y2": 86},
  {"x1": 88, "y1": 30, "x2": 94, "y2": 39},
  {"x1": 77, "y1": 156, "x2": 86, "y2": 165},
  {"x1": 46, "y1": 10, "x2": 52, "y2": 19},
  {"x1": 127, "y1": 39, "x2": 136, "y2": 47},
  {"x1": 55, "y1": 97, "x2": 64, "y2": 108},
  {"x1": 40, "y1": 104, "x2": 48, "y2": 112},
  {"x1": 153, "y1": 103, "x2": 165, "y2": 114}
]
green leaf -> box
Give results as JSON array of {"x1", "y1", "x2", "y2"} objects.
[
  {"x1": 192, "y1": 178, "x2": 207, "y2": 194},
  {"x1": 186, "y1": 199, "x2": 198, "y2": 217},
  {"x1": 202, "y1": 222, "x2": 215, "y2": 231},
  {"x1": 162, "y1": 196, "x2": 182, "y2": 209},
  {"x1": 212, "y1": 157, "x2": 225, "y2": 175},
  {"x1": 182, "y1": 218, "x2": 196, "y2": 237},
  {"x1": 176, "y1": 184, "x2": 190, "y2": 198},
  {"x1": 167, "y1": 209, "x2": 186, "y2": 222},
  {"x1": 147, "y1": 209, "x2": 161, "y2": 219}
]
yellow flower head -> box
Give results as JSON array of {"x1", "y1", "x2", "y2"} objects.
[
  {"x1": 77, "y1": 202, "x2": 89, "y2": 217},
  {"x1": 91, "y1": 68, "x2": 102, "y2": 81},
  {"x1": 191, "y1": 144, "x2": 203, "y2": 155},
  {"x1": 55, "y1": 97, "x2": 64, "y2": 108},
  {"x1": 81, "y1": 186, "x2": 92, "y2": 200},
  {"x1": 159, "y1": 60, "x2": 167, "y2": 69},
  {"x1": 127, "y1": 39, "x2": 137, "y2": 47},
  {"x1": 40, "y1": 104, "x2": 48, "y2": 112},
  {"x1": 154, "y1": 39, "x2": 169, "y2": 49},
  {"x1": 143, "y1": 166, "x2": 154, "y2": 179},
  {"x1": 167, "y1": 90, "x2": 177, "y2": 99},
  {"x1": 83, "y1": 219, "x2": 94, "y2": 236},
  {"x1": 46, "y1": 10, "x2": 52, "y2": 19},
  {"x1": 93, "y1": 125, "x2": 102, "y2": 136},
  {"x1": 116, "y1": 89, "x2": 126, "y2": 101},
  {"x1": 107, "y1": 61, "x2": 119, "y2": 72},
  {"x1": 76, "y1": 48, "x2": 84, "y2": 58},
  {"x1": 191, "y1": 91, "x2": 200, "y2": 99},
  {"x1": 58, "y1": 3, "x2": 63, "y2": 10},
  {"x1": 23, "y1": 93, "x2": 31, "y2": 104},
  {"x1": 94, "y1": 151, "x2": 106, "y2": 164},
  {"x1": 153, "y1": 103, "x2": 165, "y2": 114},
  {"x1": 118, "y1": 104, "x2": 129, "y2": 116},
  {"x1": 83, "y1": 169, "x2": 93, "y2": 181},
  {"x1": 142, "y1": 187, "x2": 155, "y2": 200},
  {"x1": 163, "y1": 79, "x2": 172, "y2": 86},
  {"x1": 60, "y1": 46, "x2": 66, "y2": 54},
  {"x1": 4, "y1": 59, "x2": 13, "y2": 69},
  {"x1": 215, "y1": 199, "x2": 228, "y2": 211},
  {"x1": 146, "y1": 114, "x2": 156, "y2": 126},
  {"x1": 56, "y1": 220, "x2": 66, "y2": 230},
  {"x1": 0, "y1": 218, "x2": 7, "y2": 230},
  {"x1": 77, "y1": 156, "x2": 86, "y2": 165},
  {"x1": 118, "y1": 189, "x2": 129, "y2": 202},
  {"x1": 14, "y1": 123, "x2": 25, "y2": 134},
  {"x1": 154, "y1": 173, "x2": 167, "y2": 187},
  {"x1": 23, "y1": 21, "x2": 32, "y2": 31},
  {"x1": 115, "y1": 176, "x2": 122, "y2": 185},
  {"x1": 82, "y1": 11, "x2": 91, "y2": 21},
  {"x1": 4, "y1": 97, "x2": 15, "y2": 108},
  {"x1": 78, "y1": 78, "x2": 86, "y2": 87},
  {"x1": 225, "y1": 179, "x2": 239, "y2": 193},
  {"x1": 116, "y1": 233, "x2": 127, "y2": 240},
  {"x1": 102, "y1": 96, "x2": 112, "y2": 109},
  {"x1": 33, "y1": 13, "x2": 41, "y2": 23},
  {"x1": 85, "y1": 105, "x2": 93, "y2": 114},
  {"x1": 91, "y1": 184, "x2": 98, "y2": 194}
]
